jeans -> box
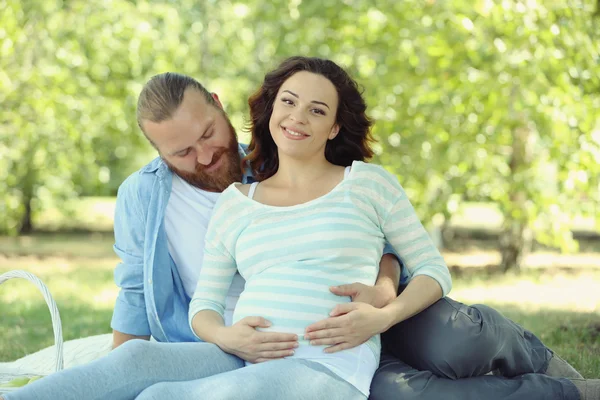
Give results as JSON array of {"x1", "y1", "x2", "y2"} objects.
[
  {"x1": 5, "y1": 340, "x2": 364, "y2": 400},
  {"x1": 136, "y1": 358, "x2": 364, "y2": 400},
  {"x1": 370, "y1": 297, "x2": 580, "y2": 400}
]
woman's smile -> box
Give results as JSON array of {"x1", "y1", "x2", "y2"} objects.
[{"x1": 281, "y1": 126, "x2": 310, "y2": 140}]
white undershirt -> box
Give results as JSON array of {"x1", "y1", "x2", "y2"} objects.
[{"x1": 164, "y1": 174, "x2": 245, "y2": 326}]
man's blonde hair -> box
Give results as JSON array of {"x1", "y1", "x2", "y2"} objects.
[{"x1": 136, "y1": 72, "x2": 216, "y2": 143}]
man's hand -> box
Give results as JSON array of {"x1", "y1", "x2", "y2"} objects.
[
  {"x1": 112, "y1": 330, "x2": 150, "y2": 349},
  {"x1": 304, "y1": 303, "x2": 392, "y2": 353},
  {"x1": 216, "y1": 316, "x2": 298, "y2": 363},
  {"x1": 330, "y1": 282, "x2": 395, "y2": 309}
]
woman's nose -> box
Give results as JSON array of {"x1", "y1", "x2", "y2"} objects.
[{"x1": 289, "y1": 108, "x2": 308, "y2": 124}]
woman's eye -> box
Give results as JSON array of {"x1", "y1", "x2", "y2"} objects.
[
  {"x1": 281, "y1": 98, "x2": 294, "y2": 105},
  {"x1": 312, "y1": 108, "x2": 326, "y2": 116}
]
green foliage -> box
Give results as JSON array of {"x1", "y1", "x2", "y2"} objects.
[{"x1": 1, "y1": 0, "x2": 599, "y2": 267}]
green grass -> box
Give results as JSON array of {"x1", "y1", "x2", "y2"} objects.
[{"x1": 0, "y1": 233, "x2": 598, "y2": 379}]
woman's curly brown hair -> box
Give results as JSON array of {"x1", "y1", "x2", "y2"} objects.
[{"x1": 244, "y1": 56, "x2": 375, "y2": 181}]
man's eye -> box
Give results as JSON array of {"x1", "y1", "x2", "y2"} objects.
[{"x1": 179, "y1": 149, "x2": 191, "y2": 157}]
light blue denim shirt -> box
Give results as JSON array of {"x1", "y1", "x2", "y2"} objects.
[{"x1": 110, "y1": 144, "x2": 402, "y2": 342}]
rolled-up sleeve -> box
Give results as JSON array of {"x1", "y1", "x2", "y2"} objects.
[
  {"x1": 110, "y1": 176, "x2": 151, "y2": 336},
  {"x1": 382, "y1": 242, "x2": 401, "y2": 262}
]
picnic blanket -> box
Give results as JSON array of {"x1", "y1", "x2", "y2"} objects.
[{"x1": 0, "y1": 333, "x2": 113, "y2": 393}]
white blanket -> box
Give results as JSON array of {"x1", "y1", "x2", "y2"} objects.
[{"x1": 0, "y1": 334, "x2": 113, "y2": 385}]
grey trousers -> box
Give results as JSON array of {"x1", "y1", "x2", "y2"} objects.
[{"x1": 370, "y1": 297, "x2": 580, "y2": 400}]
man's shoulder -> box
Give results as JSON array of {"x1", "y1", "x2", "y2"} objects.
[{"x1": 117, "y1": 157, "x2": 168, "y2": 201}]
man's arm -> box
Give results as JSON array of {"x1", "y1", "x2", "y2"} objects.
[
  {"x1": 373, "y1": 252, "x2": 401, "y2": 304},
  {"x1": 110, "y1": 175, "x2": 152, "y2": 349},
  {"x1": 329, "y1": 252, "x2": 401, "y2": 308}
]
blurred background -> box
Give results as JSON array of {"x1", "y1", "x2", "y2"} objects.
[{"x1": 1, "y1": 0, "x2": 599, "y2": 377}]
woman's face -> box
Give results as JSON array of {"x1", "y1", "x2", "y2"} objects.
[{"x1": 268, "y1": 71, "x2": 340, "y2": 161}]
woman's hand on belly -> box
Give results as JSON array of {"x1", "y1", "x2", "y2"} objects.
[
  {"x1": 217, "y1": 316, "x2": 299, "y2": 363},
  {"x1": 304, "y1": 302, "x2": 392, "y2": 353}
]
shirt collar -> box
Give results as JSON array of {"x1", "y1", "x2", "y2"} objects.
[{"x1": 239, "y1": 144, "x2": 256, "y2": 184}]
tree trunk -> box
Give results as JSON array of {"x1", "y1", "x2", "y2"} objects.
[
  {"x1": 500, "y1": 122, "x2": 533, "y2": 272},
  {"x1": 19, "y1": 194, "x2": 34, "y2": 234},
  {"x1": 500, "y1": 215, "x2": 529, "y2": 272}
]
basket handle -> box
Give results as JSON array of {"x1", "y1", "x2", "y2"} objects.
[{"x1": 0, "y1": 270, "x2": 64, "y2": 372}]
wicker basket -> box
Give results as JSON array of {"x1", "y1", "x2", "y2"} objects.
[{"x1": 0, "y1": 270, "x2": 64, "y2": 394}]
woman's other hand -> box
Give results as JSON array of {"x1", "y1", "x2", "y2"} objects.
[
  {"x1": 304, "y1": 303, "x2": 393, "y2": 353},
  {"x1": 217, "y1": 317, "x2": 298, "y2": 363}
]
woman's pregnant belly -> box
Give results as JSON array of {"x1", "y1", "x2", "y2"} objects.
[{"x1": 231, "y1": 275, "x2": 354, "y2": 342}]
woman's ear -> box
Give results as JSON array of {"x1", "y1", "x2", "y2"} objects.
[
  {"x1": 211, "y1": 93, "x2": 223, "y2": 109},
  {"x1": 329, "y1": 124, "x2": 340, "y2": 140}
]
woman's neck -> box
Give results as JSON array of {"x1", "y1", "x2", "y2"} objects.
[{"x1": 269, "y1": 153, "x2": 335, "y2": 189}]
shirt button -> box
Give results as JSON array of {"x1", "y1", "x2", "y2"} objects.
[{"x1": 148, "y1": 279, "x2": 152, "y2": 284}]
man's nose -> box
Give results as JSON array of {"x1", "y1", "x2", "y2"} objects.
[{"x1": 194, "y1": 144, "x2": 214, "y2": 165}]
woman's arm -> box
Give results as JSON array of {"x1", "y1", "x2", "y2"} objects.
[
  {"x1": 379, "y1": 275, "x2": 442, "y2": 329},
  {"x1": 366, "y1": 166, "x2": 451, "y2": 327},
  {"x1": 305, "y1": 165, "x2": 450, "y2": 351},
  {"x1": 189, "y1": 196, "x2": 298, "y2": 362}
]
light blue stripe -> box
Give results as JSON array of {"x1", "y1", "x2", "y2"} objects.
[
  {"x1": 199, "y1": 275, "x2": 232, "y2": 283},
  {"x1": 390, "y1": 233, "x2": 432, "y2": 254},
  {"x1": 265, "y1": 264, "x2": 376, "y2": 277},
  {"x1": 199, "y1": 286, "x2": 228, "y2": 294},
  {"x1": 233, "y1": 315, "x2": 325, "y2": 330},
  {"x1": 386, "y1": 220, "x2": 423, "y2": 237},
  {"x1": 239, "y1": 215, "x2": 369, "y2": 240},
  {"x1": 235, "y1": 299, "x2": 333, "y2": 314},
  {"x1": 239, "y1": 222, "x2": 374, "y2": 248},
  {"x1": 244, "y1": 285, "x2": 350, "y2": 300},
  {"x1": 247, "y1": 272, "x2": 347, "y2": 287},
  {"x1": 241, "y1": 238, "x2": 380, "y2": 267}
]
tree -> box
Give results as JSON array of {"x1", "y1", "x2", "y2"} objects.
[
  {"x1": 2, "y1": 0, "x2": 598, "y2": 274},
  {"x1": 0, "y1": 0, "x2": 185, "y2": 233}
]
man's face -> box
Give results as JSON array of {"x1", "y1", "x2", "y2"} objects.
[{"x1": 142, "y1": 88, "x2": 242, "y2": 192}]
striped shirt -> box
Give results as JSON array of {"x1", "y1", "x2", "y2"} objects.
[{"x1": 189, "y1": 161, "x2": 452, "y2": 396}]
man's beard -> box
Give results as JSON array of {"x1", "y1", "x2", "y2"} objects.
[{"x1": 164, "y1": 121, "x2": 243, "y2": 192}]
